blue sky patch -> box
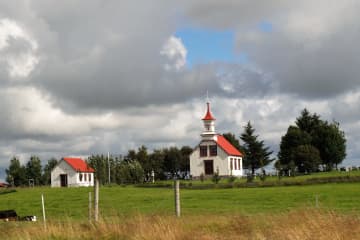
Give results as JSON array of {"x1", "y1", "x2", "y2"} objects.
[
  {"x1": 258, "y1": 21, "x2": 273, "y2": 33},
  {"x1": 176, "y1": 28, "x2": 246, "y2": 67}
]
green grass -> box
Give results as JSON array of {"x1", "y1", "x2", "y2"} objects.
[{"x1": 1, "y1": 182, "x2": 360, "y2": 221}]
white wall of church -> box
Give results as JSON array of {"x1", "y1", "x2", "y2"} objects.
[{"x1": 190, "y1": 141, "x2": 242, "y2": 177}]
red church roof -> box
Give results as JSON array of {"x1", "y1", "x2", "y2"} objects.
[
  {"x1": 202, "y1": 102, "x2": 216, "y2": 121},
  {"x1": 216, "y1": 135, "x2": 243, "y2": 157},
  {"x1": 63, "y1": 157, "x2": 95, "y2": 173}
]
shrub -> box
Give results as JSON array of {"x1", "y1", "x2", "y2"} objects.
[
  {"x1": 246, "y1": 174, "x2": 254, "y2": 183},
  {"x1": 228, "y1": 175, "x2": 236, "y2": 183},
  {"x1": 199, "y1": 173, "x2": 205, "y2": 182},
  {"x1": 212, "y1": 169, "x2": 221, "y2": 184}
]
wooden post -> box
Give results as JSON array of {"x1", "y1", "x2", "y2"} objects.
[
  {"x1": 88, "y1": 192, "x2": 92, "y2": 222},
  {"x1": 174, "y1": 180, "x2": 180, "y2": 217},
  {"x1": 41, "y1": 194, "x2": 46, "y2": 230},
  {"x1": 94, "y1": 179, "x2": 99, "y2": 221}
]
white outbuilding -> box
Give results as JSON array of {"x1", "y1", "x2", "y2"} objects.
[
  {"x1": 190, "y1": 102, "x2": 244, "y2": 178},
  {"x1": 51, "y1": 157, "x2": 95, "y2": 187}
]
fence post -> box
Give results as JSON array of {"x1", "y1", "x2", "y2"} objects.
[
  {"x1": 41, "y1": 194, "x2": 47, "y2": 230},
  {"x1": 94, "y1": 179, "x2": 99, "y2": 221},
  {"x1": 174, "y1": 180, "x2": 180, "y2": 217},
  {"x1": 88, "y1": 192, "x2": 92, "y2": 222}
]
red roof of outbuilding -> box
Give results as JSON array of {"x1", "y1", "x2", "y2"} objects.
[
  {"x1": 63, "y1": 157, "x2": 95, "y2": 173},
  {"x1": 202, "y1": 102, "x2": 216, "y2": 121},
  {"x1": 216, "y1": 135, "x2": 243, "y2": 157}
]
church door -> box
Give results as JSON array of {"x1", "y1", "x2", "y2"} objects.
[{"x1": 204, "y1": 160, "x2": 214, "y2": 175}]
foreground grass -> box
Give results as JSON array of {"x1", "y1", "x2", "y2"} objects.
[
  {"x1": 0, "y1": 183, "x2": 360, "y2": 220},
  {"x1": 2, "y1": 210, "x2": 360, "y2": 240}
]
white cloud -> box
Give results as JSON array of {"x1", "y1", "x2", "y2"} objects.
[
  {"x1": 0, "y1": 87, "x2": 120, "y2": 136},
  {"x1": 160, "y1": 36, "x2": 187, "y2": 71},
  {"x1": 0, "y1": 18, "x2": 39, "y2": 78}
]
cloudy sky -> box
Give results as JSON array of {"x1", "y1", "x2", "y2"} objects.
[{"x1": 0, "y1": 1, "x2": 359, "y2": 180}]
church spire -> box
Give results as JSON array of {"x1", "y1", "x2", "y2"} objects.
[
  {"x1": 202, "y1": 102, "x2": 216, "y2": 121},
  {"x1": 201, "y1": 102, "x2": 216, "y2": 140}
]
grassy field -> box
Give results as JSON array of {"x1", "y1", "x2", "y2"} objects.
[
  {"x1": 0, "y1": 182, "x2": 360, "y2": 220},
  {"x1": 1, "y1": 175, "x2": 360, "y2": 239},
  {"x1": 2, "y1": 210, "x2": 360, "y2": 240}
]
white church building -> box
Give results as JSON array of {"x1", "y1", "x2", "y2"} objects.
[
  {"x1": 51, "y1": 157, "x2": 95, "y2": 187},
  {"x1": 190, "y1": 102, "x2": 244, "y2": 178}
]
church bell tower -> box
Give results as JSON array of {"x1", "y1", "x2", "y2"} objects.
[{"x1": 201, "y1": 102, "x2": 217, "y2": 141}]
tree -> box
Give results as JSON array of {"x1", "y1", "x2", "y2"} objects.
[
  {"x1": 295, "y1": 108, "x2": 321, "y2": 134},
  {"x1": 312, "y1": 121, "x2": 346, "y2": 170},
  {"x1": 26, "y1": 156, "x2": 42, "y2": 186},
  {"x1": 240, "y1": 121, "x2": 274, "y2": 175},
  {"x1": 6, "y1": 157, "x2": 26, "y2": 186},
  {"x1": 280, "y1": 109, "x2": 347, "y2": 172},
  {"x1": 293, "y1": 145, "x2": 321, "y2": 173},
  {"x1": 87, "y1": 155, "x2": 107, "y2": 184},
  {"x1": 278, "y1": 126, "x2": 312, "y2": 167},
  {"x1": 42, "y1": 158, "x2": 58, "y2": 185},
  {"x1": 163, "y1": 147, "x2": 182, "y2": 175},
  {"x1": 148, "y1": 149, "x2": 165, "y2": 180},
  {"x1": 136, "y1": 145, "x2": 150, "y2": 174},
  {"x1": 117, "y1": 160, "x2": 144, "y2": 184},
  {"x1": 179, "y1": 146, "x2": 192, "y2": 172}
]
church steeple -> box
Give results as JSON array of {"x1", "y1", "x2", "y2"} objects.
[{"x1": 201, "y1": 102, "x2": 216, "y2": 140}]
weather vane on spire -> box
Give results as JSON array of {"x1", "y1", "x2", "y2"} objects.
[{"x1": 206, "y1": 90, "x2": 210, "y2": 103}]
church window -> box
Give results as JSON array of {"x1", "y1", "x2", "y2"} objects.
[
  {"x1": 79, "y1": 173, "x2": 83, "y2": 182},
  {"x1": 89, "y1": 174, "x2": 91, "y2": 182},
  {"x1": 230, "y1": 158, "x2": 233, "y2": 170},
  {"x1": 209, "y1": 145, "x2": 217, "y2": 156},
  {"x1": 234, "y1": 158, "x2": 237, "y2": 170},
  {"x1": 84, "y1": 173, "x2": 87, "y2": 181},
  {"x1": 200, "y1": 146, "x2": 207, "y2": 157}
]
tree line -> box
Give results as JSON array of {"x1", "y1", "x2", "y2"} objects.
[
  {"x1": 5, "y1": 108, "x2": 347, "y2": 185},
  {"x1": 223, "y1": 109, "x2": 346, "y2": 176},
  {"x1": 88, "y1": 145, "x2": 192, "y2": 184},
  {"x1": 6, "y1": 156, "x2": 58, "y2": 186},
  {"x1": 5, "y1": 146, "x2": 192, "y2": 186}
]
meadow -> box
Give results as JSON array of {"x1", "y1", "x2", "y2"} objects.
[{"x1": 1, "y1": 172, "x2": 360, "y2": 239}]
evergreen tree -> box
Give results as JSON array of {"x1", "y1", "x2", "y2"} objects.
[
  {"x1": 180, "y1": 146, "x2": 192, "y2": 172},
  {"x1": 293, "y1": 145, "x2": 321, "y2": 173},
  {"x1": 87, "y1": 154, "x2": 107, "y2": 184},
  {"x1": 240, "y1": 121, "x2": 274, "y2": 175},
  {"x1": 312, "y1": 121, "x2": 346, "y2": 170},
  {"x1": 6, "y1": 157, "x2": 26, "y2": 186},
  {"x1": 148, "y1": 149, "x2": 165, "y2": 180},
  {"x1": 279, "y1": 109, "x2": 347, "y2": 172},
  {"x1": 26, "y1": 156, "x2": 42, "y2": 186},
  {"x1": 278, "y1": 126, "x2": 312, "y2": 167},
  {"x1": 295, "y1": 108, "x2": 321, "y2": 134},
  {"x1": 42, "y1": 158, "x2": 58, "y2": 185},
  {"x1": 163, "y1": 147, "x2": 182, "y2": 175}
]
